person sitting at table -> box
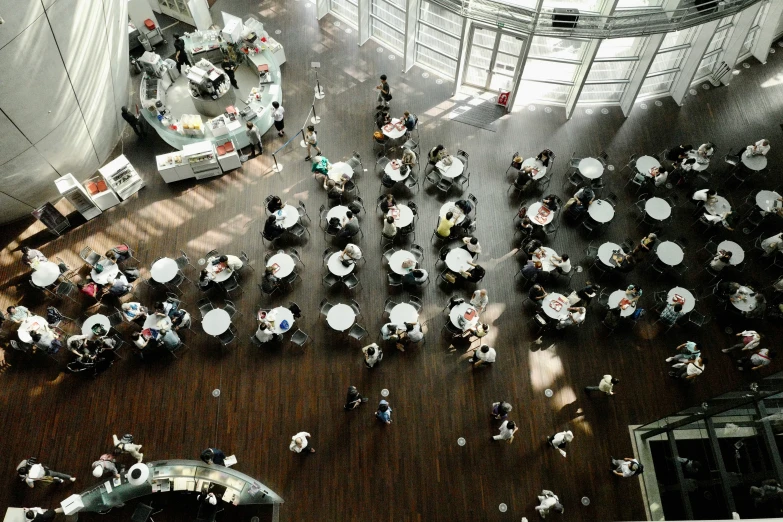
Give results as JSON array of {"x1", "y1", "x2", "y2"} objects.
[
  {"x1": 745, "y1": 139, "x2": 770, "y2": 157},
  {"x1": 121, "y1": 302, "x2": 148, "y2": 324},
  {"x1": 576, "y1": 281, "x2": 600, "y2": 304},
  {"x1": 522, "y1": 260, "x2": 543, "y2": 282},
  {"x1": 375, "y1": 109, "x2": 391, "y2": 130},
  {"x1": 263, "y1": 215, "x2": 286, "y2": 240},
  {"x1": 398, "y1": 322, "x2": 424, "y2": 348},
  {"x1": 631, "y1": 233, "x2": 657, "y2": 258},
  {"x1": 709, "y1": 250, "x2": 733, "y2": 271},
  {"x1": 551, "y1": 254, "x2": 572, "y2": 275},
  {"x1": 20, "y1": 246, "x2": 48, "y2": 267},
  {"x1": 338, "y1": 211, "x2": 361, "y2": 239},
  {"x1": 557, "y1": 307, "x2": 587, "y2": 329},
  {"x1": 522, "y1": 238, "x2": 543, "y2": 259},
  {"x1": 515, "y1": 166, "x2": 538, "y2": 192},
  {"x1": 381, "y1": 215, "x2": 398, "y2": 241},
  {"x1": 650, "y1": 166, "x2": 669, "y2": 187},
  {"x1": 666, "y1": 144, "x2": 693, "y2": 165},
  {"x1": 564, "y1": 185, "x2": 595, "y2": 214},
  {"x1": 454, "y1": 199, "x2": 474, "y2": 218},
  {"x1": 401, "y1": 147, "x2": 417, "y2": 169},
  {"x1": 536, "y1": 148, "x2": 553, "y2": 167},
  {"x1": 542, "y1": 194, "x2": 560, "y2": 212},
  {"x1": 470, "y1": 289, "x2": 489, "y2": 312},
  {"x1": 380, "y1": 194, "x2": 397, "y2": 214},
  {"x1": 324, "y1": 180, "x2": 344, "y2": 202},
  {"x1": 402, "y1": 111, "x2": 416, "y2": 132},
  {"x1": 613, "y1": 252, "x2": 635, "y2": 273},
  {"x1": 340, "y1": 243, "x2": 363, "y2": 264},
  {"x1": 402, "y1": 268, "x2": 429, "y2": 287},
  {"x1": 428, "y1": 145, "x2": 446, "y2": 165},
  {"x1": 436, "y1": 211, "x2": 457, "y2": 239},
  {"x1": 78, "y1": 281, "x2": 103, "y2": 299},
  {"x1": 691, "y1": 188, "x2": 717, "y2": 206},
  {"x1": 761, "y1": 232, "x2": 783, "y2": 256},
  {"x1": 463, "y1": 322, "x2": 490, "y2": 341},
  {"x1": 6, "y1": 305, "x2": 31, "y2": 323},
  {"x1": 106, "y1": 273, "x2": 132, "y2": 297},
  {"x1": 659, "y1": 302, "x2": 685, "y2": 326},
  {"x1": 459, "y1": 263, "x2": 486, "y2": 283},
  {"x1": 703, "y1": 210, "x2": 739, "y2": 231},
  {"x1": 697, "y1": 142, "x2": 714, "y2": 160},
  {"x1": 529, "y1": 284, "x2": 547, "y2": 304},
  {"x1": 105, "y1": 244, "x2": 131, "y2": 263},
  {"x1": 131, "y1": 331, "x2": 150, "y2": 352},
  {"x1": 29, "y1": 328, "x2": 59, "y2": 354},
  {"x1": 461, "y1": 237, "x2": 481, "y2": 258},
  {"x1": 381, "y1": 323, "x2": 405, "y2": 350},
  {"x1": 267, "y1": 195, "x2": 284, "y2": 214},
  {"x1": 625, "y1": 285, "x2": 643, "y2": 304},
  {"x1": 255, "y1": 321, "x2": 277, "y2": 343},
  {"x1": 517, "y1": 216, "x2": 534, "y2": 241},
  {"x1": 218, "y1": 254, "x2": 243, "y2": 272},
  {"x1": 198, "y1": 269, "x2": 215, "y2": 290},
  {"x1": 171, "y1": 309, "x2": 191, "y2": 331}
]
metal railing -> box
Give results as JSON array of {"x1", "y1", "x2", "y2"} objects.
[{"x1": 428, "y1": 0, "x2": 765, "y2": 38}]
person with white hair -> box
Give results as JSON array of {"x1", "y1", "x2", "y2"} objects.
[
  {"x1": 91, "y1": 454, "x2": 120, "y2": 479},
  {"x1": 402, "y1": 147, "x2": 417, "y2": 169},
  {"x1": 470, "y1": 289, "x2": 489, "y2": 312},
  {"x1": 535, "y1": 490, "x2": 564, "y2": 518},
  {"x1": 113, "y1": 434, "x2": 144, "y2": 463},
  {"x1": 547, "y1": 430, "x2": 574, "y2": 457},
  {"x1": 289, "y1": 432, "x2": 315, "y2": 454}
]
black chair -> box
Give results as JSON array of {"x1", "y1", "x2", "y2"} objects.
[
  {"x1": 344, "y1": 273, "x2": 362, "y2": 291},
  {"x1": 131, "y1": 502, "x2": 161, "y2": 522},
  {"x1": 348, "y1": 323, "x2": 368, "y2": 342},
  {"x1": 217, "y1": 325, "x2": 238, "y2": 347},
  {"x1": 319, "y1": 298, "x2": 333, "y2": 317},
  {"x1": 290, "y1": 329, "x2": 311, "y2": 351},
  {"x1": 323, "y1": 273, "x2": 341, "y2": 288}
]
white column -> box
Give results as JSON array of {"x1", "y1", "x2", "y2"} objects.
[
  {"x1": 670, "y1": 20, "x2": 719, "y2": 105},
  {"x1": 506, "y1": 0, "x2": 545, "y2": 111},
  {"x1": 357, "y1": 0, "x2": 371, "y2": 45},
  {"x1": 719, "y1": 2, "x2": 762, "y2": 85},
  {"x1": 751, "y1": 1, "x2": 783, "y2": 64},
  {"x1": 402, "y1": 0, "x2": 421, "y2": 72},
  {"x1": 316, "y1": 0, "x2": 330, "y2": 20},
  {"x1": 452, "y1": 17, "x2": 470, "y2": 95},
  {"x1": 619, "y1": 33, "x2": 665, "y2": 116}
]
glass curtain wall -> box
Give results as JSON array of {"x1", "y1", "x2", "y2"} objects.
[
  {"x1": 330, "y1": 0, "x2": 359, "y2": 26},
  {"x1": 371, "y1": 0, "x2": 406, "y2": 53},
  {"x1": 415, "y1": 1, "x2": 463, "y2": 78},
  {"x1": 519, "y1": 36, "x2": 589, "y2": 103},
  {"x1": 580, "y1": 37, "x2": 646, "y2": 103},
  {"x1": 638, "y1": 27, "x2": 697, "y2": 98},
  {"x1": 742, "y1": 0, "x2": 771, "y2": 54},
  {"x1": 693, "y1": 15, "x2": 738, "y2": 83}
]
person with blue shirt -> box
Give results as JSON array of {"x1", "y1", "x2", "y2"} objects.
[
  {"x1": 401, "y1": 111, "x2": 416, "y2": 132},
  {"x1": 200, "y1": 448, "x2": 226, "y2": 466},
  {"x1": 666, "y1": 341, "x2": 701, "y2": 364},
  {"x1": 375, "y1": 400, "x2": 392, "y2": 424}
]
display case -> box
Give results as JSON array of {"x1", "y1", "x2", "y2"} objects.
[
  {"x1": 216, "y1": 139, "x2": 242, "y2": 171},
  {"x1": 182, "y1": 141, "x2": 223, "y2": 180},
  {"x1": 84, "y1": 176, "x2": 121, "y2": 210},
  {"x1": 156, "y1": 152, "x2": 193, "y2": 183},
  {"x1": 55, "y1": 174, "x2": 102, "y2": 220},
  {"x1": 98, "y1": 155, "x2": 145, "y2": 200}
]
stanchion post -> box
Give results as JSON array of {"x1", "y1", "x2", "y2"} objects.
[
  {"x1": 311, "y1": 104, "x2": 321, "y2": 125},
  {"x1": 272, "y1": 153, "x2": 283, "y2": 173},
  {"x1": 312, "y1": 61, "x2": 325, "y2": 99},
  {"x1": 300, "y1": 125, "x2": 308, "y2": 148}
]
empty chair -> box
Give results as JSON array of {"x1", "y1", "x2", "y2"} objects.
[
  {"x1": 55, "y1": 280, "x2": 78, "y2": 303},
  {"x1": 376, "y1": 157, "x2": 391, "y2": 176},
  {"x1": 436, "y1": 177, "x2": 453, "y2": 194},
  {"x1": 388, "y1": 273, "x2": 403, "y2": 287},
  {"x1": 79, "y1": 246, "x2": 101, "y2": 267},
  {"x1": 197, "y1": 298, "x2": 214, "y2": 318},
  {"x1": 404, "y1": 173, "x2": 419, "y2": 192},
  {"x1": 205, "y1": 249, "x2": 219, "y2": 260},
  {"x1": 343, "y1": 273, "x2": 362, "y2": 291},
  {"x1": 348, "y1": 323, "x2": 368, "y2": 342},
  {"x1": 424, "y1": 166, "x2": 440, "y2": 186},
  {"x1": 217, "y1": 325, "x2": 238, "y2": 347},
  {"x1": 297, "y1": 200, "x2": 311, "y2": 223},
  {"x1": 319, "y1": 298, "x2": 333, "y2": 317},
  {"x1": 288, "y1": 222, "x2": 310, "y2": 239},
  {"x1": 322, "y1": 248, "x2": 335, "y2": 266},
  {"x1": 409, "y1": 295, "x2": 423, "y2": 312},
  {"x1": 224, "y1": 299, "x2": 242, "y2": 319},
  {"x1": 289, "y1": 247, "x2": 305, "y2": 268},
  {"x1": 349, "y1": 299, "x2": 362, "y2": 317},
  {"x1": 290, "y1": 329, "x2": 311, "y2": 351},
  {"x1": 107, "y1": 308, "x2": 124, "y2": 328},
  {"x1": 410, "y1": 244, "x2": 425, "y2": 264},
  {"x1": 604, "y1": 192, "x2": 619, "y2": 207},
  {"x1": 221, "y1": 275, "x2": 243, "y2": 297},
  {"x1": 384, "y1": 297, "x2": 398, "y2": 316},
  {"x1": 175, "y1": 250, "x2": 194, "y2": 271},
  {"x1": 239, "y1": 251, "x2": 254, "y2": 272},
  {"x1": 322, "y1": 273, "x2": 341, "y2": 288}
]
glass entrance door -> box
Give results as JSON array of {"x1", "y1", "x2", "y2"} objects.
[{"x1": 464, "y1": 27, "x2": 526, "y2": 91}]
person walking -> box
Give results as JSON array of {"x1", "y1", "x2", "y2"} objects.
[
  {"x1": 120, "y1": 106, "x2": 145, "y2": 138},
  {"x1": 289, "y1": 432, "x2": 315, "y2": 454},
  {"x1": 459, "y1": 344, "x2": 496, "y2": 368},
  {"x1": 272, "y1": 101, "x2": 285, "y2": 136},
  {"x1": 585, "y1": 375, "x2": 619, "y2": 396},
  {"x1": 304, "y1": 125, "x2": 320, "y2": 161},
  {"x1": 535, "y1": 490, "x2": 564, "y2": 518},
  {"x1": 736, "y1": 348, "x2": 775, "y2": 371},
  {"x1": 91, "y1": 454, "x2": 120, "y2": 479},
  {"x1": 668, "y1": 356, "x2": 707, "y2": 381},
  {"x1": 22, "y1": 508, "x2": 64, "y2": 522},
  {"x1": 362, "y1": 343, "x2": 383, "y2": 368},
  {"x1": 16, "y1": 458, "x2": 76, "y2": 487},
  {"x1": 221, "y1": 58, "x2": 239, "y2": 89},
  {"x1": 376, "y1": 74, "x2": 391, "y2": 109},
  {"x1": 722, "y1": 330, "x2": 762, "y2": 353},
  {"x1": 492, "y1": 420, "x2": 518, "y2": 442},
  {"x1": 375, "y1": 400, "x2": 392, "y2": 424},
  {"x1": 665, "y1": 341, "x2": 701, "y2": 364},
  {"x1": 344, "y1": 385, "x2": 369, "y2": 410},
  {"x1": 547, "y1": 430, "x2": 573, "y2": 457},
  {"x1": 246, "y1": 122, "x2": 263, "y2": 157},
  {"x1": 173, "y1": 34, "x2": 187, "y2": 73},
  {"x1": 611, "y1": 456, "x2": 643, "y2": 477},
  {"x1": 491, "y1": 401, "x2": 512, "y2": 420}
]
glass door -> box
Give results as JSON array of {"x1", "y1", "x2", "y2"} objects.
[{"x1": 464, "y1": 26, "x2": 526, "y2": 91}]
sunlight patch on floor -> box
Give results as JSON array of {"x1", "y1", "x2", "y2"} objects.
[{"x1": 529, "y1": 343, "x2": 563, "y2": 391}]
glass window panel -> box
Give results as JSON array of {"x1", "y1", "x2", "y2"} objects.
[
  {"x1": 416, "y1": 31, "x2": 460, "y2": 58},
  {"x1": 372, "y1": 20, "x2": 404, "y2": 50},
  {"x1": 498, "y1": 35, "x2": 524, "y2": 56},
  {"x1": 694, "y1": 53, "x2": 719, "y2": 82},
  {"x1": 587, "y1": 60, "x2": 636, "y2": 81},
  {"x1": 495, "y1": 52, "x2": 520, "y2": 74},
  {"x1": 465, "y1": 66, "x2": 489, "y2": 87},
  {"x1": 752, "y1": 0, "x2": 770, "y2": 28},
  {"x1": 416, "y1": 45, "x2": 457, "y2": 77},
  {"x1": 578, "y1": 83, "x2": 626, "y2": 102},
  {"x1": 493, "y1": 0, "x2": 538, "y2": 8},
  {"x1": 615, "y1": 0, "x2": 663, "y2": 6},
  {"x1": 330, "y1": 0, "x2": 358, "y2": 25},
  {"x1": 371, "y1": 0, "x2": 406, "y2": 51},
  {"x1": 743, "y1": 27, "x2": 760, "y2": 54},
  {"x1": 468, "y1": 46, "x2": 493, "y2": 69},
  {"x1": 415, "y1": 1, "x2": 461, "y2": 79},
  {"x1": 541, "y1": 0, "x2": 604, "y2": 12},
  {"x1": 529, "y1": 36, "x2": 587, "y2": 60},
  {"x1": 472, "y1": 29, "x2": 497, "y2": 49},
  {"x1": 517, "y1": 80, "x2": 571, "y2": 103},
  {"x1": 418, "y1": 1, "x2": 461, "y2": 36},
  {"x1": 521, "y1": 59, "x2": 579, "y2": 82},
  {"x1": 596, "y1": 37, "x2": 645, "y2": 58},
  {"x1": 489, "y1": 72, "x2": 515, "y2": 91},
  {"x1": 638, "y1": 72, "x2": 676, "y2": 97},
  {"x1": 660, "y1": 27, "x2": 696, "y2": 50},
  {"x1": 648, "y1": 48, "x2": 687, "y2": 74},
  {"x1": 372, "y1": 0, "x2": 405, "y2": 30}
]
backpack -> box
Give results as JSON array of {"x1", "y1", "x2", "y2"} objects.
[{"x1": 46, "y1": 307, "x2": 63, "y2": 325}]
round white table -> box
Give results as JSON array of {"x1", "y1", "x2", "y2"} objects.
[
  {"x1": 384, "y1": 159, "x2": 411, "y2": 181},
  {"x1": 645, "y1": 197, "x2": 671, "y2": 221},
  {"x1": 685, "y1": 151, "x2": 709, "y2": 171},
  {"x1": 82, "y1": 314, "x2": 111, "y2": 337},
  {"x1": 578, "y1": 158, "x2": 604, "y2": 179},
  {"x1": 445, "y1": 248, "x2": 473, "y2": 272},
  {"x1": 450, "y1": 302, "x2": 478, "y2": 331},
  {"x1": 390, "y1": 303, "x2": 418, "y2": 325},
  {"x1": 17, "y1": 316, "x2": 48, "y2": 344},
  {"x1": 436, "y1": 157, "x2": 464, "y2": 179},
  {"x1": 755, "y1": 190, "x2": 781, "y2": 212},
  {"x1": 741, "y1": 151, "x2": 767, "y2": 171},
  {"x1": 263, "y1": 307, "x2": 295, "y2": 334},
  {"x1": 326, "y1": 304, "x2": 356, "y2": 331},
  {"x1": 150, "y1": 258, "x2": 179, "y2": 283},
  {"x1": 328, "y1": 162, "x2": 354, "y2": 182},
  {"x1": 717, "y1": 240, "x2": 744, "y2": 265},
  {"x1": 597, "y1": 242, "x2": 623, "y2": 267},
  {"x1": 667, "y1": 287, "x2": 695, "y2": 314},
  {"x1": 31, "y1": 262, "x2": 61, "y2": 287},
  {"x1": 388, "y1": 204, "x2": 414, "y2": 228},
  {"x1": 532, "y1": 246, "x2": 559, "y2": 272},
  {"x1": 326, "y1": 205, "x2": 350, "y2": 223},
  {"x1": 731, "y1": 292, "x2": 758, "y2": 312},
  {"x1": 542, "y1": 293, "x2": 570, "y2": 320},
  {"x1": 607, "y1": 290, "x2": 638, "y2": 317},
  {"x1": 266, "y1": 253, "x2": 295, "y2": 278},
  {"x1": 143, "y1": 313, "x2": 172, "y2": 332},
  {"x1": 273, "y1": 205, "x2": 300, "y2": 229},
  {"x1": 439, "y1": 202, "x2": 466, "y2": 224},
  {"x1": 703, "y1": 196, "x2": 731, "y2": 216},
  {"x1": 587, "y1": 200, "x2": 615, "y2": 223},
  {"x1": 636, "y1": 155, "x2": 660, "y2": 174},
  {"x1": 90, "y1": 261, "x2": 120, "y2": 285},
  {"x1": 656, "y1": 241, "x2": 684, "y2": 266},
  {"x1": 388, "y1": 250, "x2": 415, "y2": 275},
  {"x1": 202, "y1": 309, "x2": 231, "y2": 336},
  {"x1": 522, "y1": 157, "x2": 547, "y2": 180},
  {"x1": 382, "y1": 118, "x2": 407, "y2": 139},
  {"x1": 527, "y1": 202, "x2": 555, "y2": 226},
  {"x1": 328, "y1": 252, "x2": 355, "y2": 276},
  {"x1": 205, "y1": 257, "x2": 234, "y2": 283}
]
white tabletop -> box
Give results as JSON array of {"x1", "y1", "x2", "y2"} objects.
[
  {"x1": 31, "y1": 261, "x2": 61, "y2": 287},
  {"x1": 266, "y1": 253, "x2": 295, "y2": 278},
  {"x1": 717, "y1": 240, "x2": 744, "y2": 265},
  {"x1": 645, "y1": 197, "x2": 671, "y2": 221},
  {"x1": 608, "y1": 290, "x2": 637, "y2": 317},
  {"x1": 741, "y1": 151, "x2": 767, "y2": 171},
  {"x1": 531, "y1": 246, "x2": 559, "y2": 272},
  {"x1": 326, "y1": 205, "x2": 350, "y2": 223},
  {"x1": 450, "y1": 302, "x2": 479, "y2": 331},
  {"x1": 384, "y1": 159, "x2": 411, "y2": 181},
  {"x1": 17, "y1": 316, "x2": 48, "y2": 344},
  {"x1": 387, "y1": 204, "x2": 414, "y2": 228},
  {"x1": 636, "y1": 155, "x2": 660, "y2": 174},
  {"x1": 389, "y1": 250, "x2": 415, "y2": 275},
  {"x1": 328, "y1": 252, "x2": 355, "y2": 276},
  {"x1": 656, "y1": 241, "x2": 684, "y2": 266},
  {"x1": 667, "y1": 287, "x2": 695, "y2": 314},
  {"x1": 703, "y1": 196, "x2": 731, "y2": 216},
  {"x1": 436, "y1": 156, "x2": 464, "y2": 179},
  {"x1": 597, "y1": 242, "x2": 623, "y2": 267},
  {"x1": 328, "y1": 162, "x2": 354, "y2": 182},
  {"x1": 90, "y1": 260, "x2": 120, "y2": 285},
  {"x1": 202, "y1": 309, "x2": 231, "y2": 336},
  {"x1": 542, "y1": 293, "x2": 570, "y2": 320},
  {"x1": 326, "y1": 303, "x2": 356, "y2": 331},
  {"x1": 578, "y1": 157, "x2": 604, "y2": 179},
  {"x1": 82, "y1": 314, "x2": 111, "y2": 337},
  {"x1": 756, "y1": 190, "x2": 782, "y2": 212},
  {"x1": 273, "y1": 205, "x2": 300, "y2": 229},
  {"x1": 522, "y1": 157, "x2": 547, "y2": 180},
  {"x1": 151, "y1": 258, "x2": 179, "y2": 283},
  {"x1": 439, "y1": 202, "x2": 466, "y2": 224},
  {"x1": 382, "y1": 118, "x2": 407, "y2": 139},
  {"x1": 445, "y1": 248, "x2": 474, "y2": 273},
  {"x1": 685, "y1": 150, "x2": 709, "y2": 171},
  {"x1": 260, "y1": 307, "x2": 295, "y2": 334},
  {"x1": 527, "y1": 202, "x2": 555, "y2": 225},
  {"x1": 143, "y1": 313, "x2": 172, "y2": 331},
  {"x1": 731, "y1": 291, "x2": 758, "y2": 312},
  {"x1": 587, "y1": 200, "x2": 615, "y2": 223},
  {"x1": 390, "y1": 303, "x2": 419, "y2": 325},
  {"x1": 205, "y1": 257, "x2": 234, "y2": 283}
]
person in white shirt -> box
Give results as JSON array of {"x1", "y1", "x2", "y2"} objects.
[
  {"x1": 551, "y1": 254, "x2": 572, "y2": 274},
  {"x1": 547, "y1": 430, "x2": 574, "y2": 457},
  {"x1": 492, "y1": 420, "x2": 518, "y2": 442},
  {"x1": 289, "y1": 432, "x2": 315, "y2": 454},
  {"x1": 16, "y1": 459, "x2": 75, "y2": 487},
  {"x1": 535, "y1": 490, "x2": 564, "y2": 517},
  {"x1": 709, "y1": 250, "x2": 732, "y2": 271},
  {"x1": 585, "y1": 375, "x2": 619, "y2": 396},
  {"x1": 651, "y1": 166, "x2": 668, "y2": 187},
  {"x1": 723, "y1": 330, "x2": 762, "y2": 353},
  {"x1": 611, "y1": 457, "x2": 643, "y2": 477},
  {"x1": 271, "y1": 101, "x2": 285, "y2": 136},
  {"x1": 400, "y1": 322, "x2": 424, "y2": 344},
  {"x1": 557, "y1": 307, "x2": 586, "y2": 329},
  {"x1": 747, "y1": 139, "x2": 770, "y2": 156},
  {"x1": 761, "y1": 232, "x2": 783, "y2": 256},
  {"x1": 691, "y1": 188, "x2": 716, "y2": 202},
  {"x1": 461, "y1": 237, "x2": 482, "y2": 257},
  {"x1": 697, "y1": 142, "x2": 714, "y2": 161},
  {"x1": 470, "y1": 289, "x2": 488, "y2": 312},
  {"x1": 737, "y1": 348, "x2": 775, "y2": 371},
  {"x1": 362, "y1": 343, "x2": 382, "y2": 368},
  {"x1": 220, "y1": 255, "x2": 243, "y2": 272},
  {"x1": 255, "y1": 323, "x2": 275, "y2": 343},
  {"x1": 382, "y1": 216, "x2": 397, "y2": 239},
  {"x1": 461, "y1": 344, "x2": 496, "y2": 367},
  {"x1": 340, "y1": 243, "x2": 362, "y2": 262},
  {"x1": 669, "y1": 356, "x2": 707, "y2": 380}
]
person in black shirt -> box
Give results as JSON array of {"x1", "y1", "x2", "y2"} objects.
[
  {"x1": 666, "y1": 144, "x2": 693, "y2": 164},
  {"x1": 536, "y1": 149, "x2": 553, "y2": 167},
  {"x1": 380, "y1": 194, "x2": 396, "y2": 214},
  {"x1": 266, "y1": 196, "x2": 284, "y2": 214},
  {"x1": 528, "y1": 284, "x2": 547, "y2": 303},
  {"x1": 344, "y1": 385, "x2": 369, "y2": 410},
  {"x1": 577, "y1": 282, "x2": 600, "y2": 304},
  {"x1": 263, "y1": 215, "x2": 285, "y2": 240},
  {"x1": 173, "y1": 34, "x2": 187, "y2": 73},
  {"x1": 200, "y1": 448, "x2": 226, "y2": 466},
  {"x1": 542, "y1": 194, "x2": 560, "y2": 212},
  {"x1": 376, "y1": 74, "x2": 391, "y2": 108},
  {"x1": 460, "y1": 264, "x2": 485, "y2": 283},
  {"x1": 120, "y1": 106, "x2": 145, "y2": 137},
  {"x1": 221, "y1": 58, "x2": 238, "y2": 89}
]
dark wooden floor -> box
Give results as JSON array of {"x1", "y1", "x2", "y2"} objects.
[{"x1": 1, "y1": 2, "x2": 783, "y2": 520}]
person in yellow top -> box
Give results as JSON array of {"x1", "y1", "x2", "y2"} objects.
[{"x1": 437, "y1": 211, "x2": 456, "y2": 239}]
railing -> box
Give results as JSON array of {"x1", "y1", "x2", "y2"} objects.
[{"x1": 427, "y1": 0, "x2": 765, "y2": 38}]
